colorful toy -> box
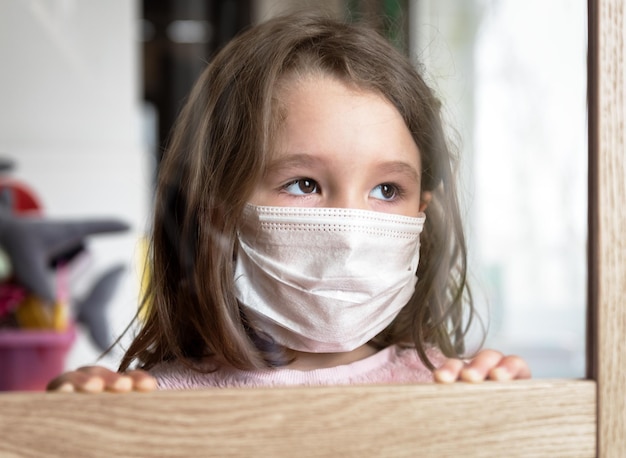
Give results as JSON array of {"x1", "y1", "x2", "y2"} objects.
[{"x1": 0, "y1": 158, "x2": 131, "y2": 389}]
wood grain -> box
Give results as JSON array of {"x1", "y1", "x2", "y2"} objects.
[
  {"x1": 595, "y1": 0, "x2": 626, "y2": 456},
  {"x1": 0, "y1": 380, "x2": 595, "y2": 457}
]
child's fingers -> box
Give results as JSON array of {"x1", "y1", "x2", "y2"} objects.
[
  {"x1": 76, "y1": 366, "x2": 132, "y2": 392},
  {"x1": 433, "y1": 350, "x2": 532, "y2": 384},
  {"x1": 47, "y1": 367, "x2": 156, "y2": 393},
  {"x1": 46, "y1": 374, "x2": 77, "y2": 392},
  {"x1": 126, "y1": 369, "x2": 158, "y2": 392},
  {"x1": 488, "y1": 355, "x2": 532, "y2": 381},
  {"x1": 47, "y1": 370, "x2": 106, "y2": 393},
  {"x1": 433, "y1": 358, "x2": 465, "y2": 383},
  {"x1": 460, "y1": 349, "x2": 504, "y2": 383},
  {"x1": 80, "y1": 367, "x2": 157, "y2": 392}
]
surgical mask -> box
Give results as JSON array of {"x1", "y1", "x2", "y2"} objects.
[{"x1": 234, "y1": 204, "x2": 426, "y2": 353}]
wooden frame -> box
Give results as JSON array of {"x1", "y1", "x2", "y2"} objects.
[{"x1": 0, "y1": 0, "x2": 621, "y2": 455}]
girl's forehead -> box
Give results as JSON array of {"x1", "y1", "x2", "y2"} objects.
[
  {"x1": 271, "y1": 73, "x2": 407, "y2": 135},
  {"x1": 267, "y1": 75, "x2": 421, "y2": 170},
  {"x1": 261, "y1": 73, "x2": 422, "y2": 187}
]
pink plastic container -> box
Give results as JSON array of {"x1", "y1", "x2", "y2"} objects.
[{"x1": 0, "y1": 325, "x2": 76, "y2": 391}]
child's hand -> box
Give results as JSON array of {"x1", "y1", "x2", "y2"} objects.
[
  {"x1": 433, "y1": 349, "x2": 531, "y2": 383},
  {"x1": 46, "y1": 366, "x2": 157, "y2": 393}
]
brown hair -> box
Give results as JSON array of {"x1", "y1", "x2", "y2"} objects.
[{"x1": 119, "y1": 12, "x2": 475, "y2": 372}]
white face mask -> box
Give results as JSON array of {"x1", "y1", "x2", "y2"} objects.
[{"x1": 234, "y1": 204, "x2": 426, "y2": 353}]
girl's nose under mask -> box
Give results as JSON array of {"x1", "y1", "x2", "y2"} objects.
[{"x1": 234, "y1": 204, "x2": 426, "y2": 353}]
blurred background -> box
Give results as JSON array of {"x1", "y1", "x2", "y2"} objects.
[{"x1": 0, "y1": 0, "x2": 587, "y2": 379}]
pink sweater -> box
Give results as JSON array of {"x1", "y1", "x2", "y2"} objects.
[{"x1": 150, "y1": 345, "x2": 445, "y2": 389}]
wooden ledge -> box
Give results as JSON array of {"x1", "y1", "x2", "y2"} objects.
[{"x1": 0, "y1": 379, "x2": 595, "y2": 457}]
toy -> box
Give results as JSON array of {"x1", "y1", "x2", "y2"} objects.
[{"x1": 0, "y1": 157, "x2": 130, "y2": 352}]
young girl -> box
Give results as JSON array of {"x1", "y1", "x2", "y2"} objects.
[{"x1": 48, "y1": 13, "x2": 530, "y2": 393}]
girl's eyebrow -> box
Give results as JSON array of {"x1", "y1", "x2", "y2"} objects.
[
  {"x1": 266, "y1": 153, "x2": 420, "y2": 182},
  {"x1": 265, "y1": 153, "x2": 323, "y2": 174},
  {"x1": 376, "y1": 161, "x2": 421, "y2": 182}
]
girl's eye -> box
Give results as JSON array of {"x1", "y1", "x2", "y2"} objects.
[
  {"x1": 283, "y1": 179, "x2": 319, "y2": 195},
  {"x1": 370, "y1": 183, "x2": 400, "y2": 201}
]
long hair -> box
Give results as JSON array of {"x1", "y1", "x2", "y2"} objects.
[{"x1": 119, "y1": 12, "x2": 475, "y2": 372}]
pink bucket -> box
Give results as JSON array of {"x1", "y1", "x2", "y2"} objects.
[{"x1": 0, "y1": 325, "x2": 76, "y2": 391}]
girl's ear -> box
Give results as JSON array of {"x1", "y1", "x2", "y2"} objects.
[{"x1": 419, "y1": 191, "x2": 433, "y2": 212}]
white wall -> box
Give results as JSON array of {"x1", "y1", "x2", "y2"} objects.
[{"x1": 0, "y1": 0, "x2": 150, "y2": 369}]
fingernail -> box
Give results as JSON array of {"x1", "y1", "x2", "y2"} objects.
[
  {"x1": 136, "y1": 377, "x2": 158, "y2": 392},
  {"x1": 490, "y1": 368, "x2": 512, "y2": 381},
  {"x1": 57, "y1": 382, "x2": 75, "y2": 393},
  {"x1": 434, "y1": 370, "x2": 455, "y2": 384},
  {"x1": 112, "y1": 375, "x2": 133, "y2": 392},
  {"x1": 461, "y1": 368, "x2": 482, "y2": 383},
  {"x1": 82, "y1": 377, "x2": 105, "y2": 393}
]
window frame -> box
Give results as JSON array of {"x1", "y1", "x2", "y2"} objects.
[{"x1": 0, "y1": 0, "x2": 620, "y2": 455}]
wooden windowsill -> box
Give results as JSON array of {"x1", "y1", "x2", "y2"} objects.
[{"x1": 0, "y1": 379, "x2": 595, "y2": 457}]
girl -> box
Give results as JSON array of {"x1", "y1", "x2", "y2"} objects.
[{"x1": 49, "y1": 13, "x2": 530, "y2": 392}]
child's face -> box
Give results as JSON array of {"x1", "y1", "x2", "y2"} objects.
[{"x1": 251, "y1": 75, "x2": 428, "y2": 218}]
